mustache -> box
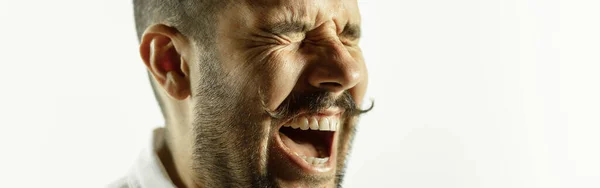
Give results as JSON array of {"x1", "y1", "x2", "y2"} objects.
[{"x1": 261, "y1": 90, "x2": 374, "y2": 120}]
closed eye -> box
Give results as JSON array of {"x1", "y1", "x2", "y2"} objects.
[{"x1": 339, "y1": 23, "x2": 361, "y2": 40}]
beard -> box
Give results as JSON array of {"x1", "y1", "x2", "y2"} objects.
[
  {"x1": 188, "y1": 50, "x2": 273, "y2": 187},
  {"x1": 187, "y1": 50, "x2": 371, "y2": 188}
]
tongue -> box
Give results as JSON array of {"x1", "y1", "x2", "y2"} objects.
[{"x1": 279, "y1": 132, "x2": 322, "y2": 157}]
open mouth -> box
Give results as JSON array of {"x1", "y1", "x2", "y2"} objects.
[{"x1": 277, "y1": 115, "x2": 339, "y2": 168}]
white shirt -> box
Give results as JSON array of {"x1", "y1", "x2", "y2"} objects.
[{"x1": 108, "y1": 128, "x2": 177, "y2": 188}]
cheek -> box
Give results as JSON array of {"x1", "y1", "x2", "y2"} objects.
[
  {"x1": 350, "y1": 74, "x2": 368, "y2": 107},
  {"x1": 258, "y1": 49, "x2": 306, "y2": 110}
]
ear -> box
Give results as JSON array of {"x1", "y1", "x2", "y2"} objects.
[{"x1": 140, "y1": 24, "x2": 191, "y2": 100}]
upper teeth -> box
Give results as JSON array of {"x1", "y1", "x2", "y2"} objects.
[{"x1": 283, "y1": 117, "x2": 338, "y2": 131}]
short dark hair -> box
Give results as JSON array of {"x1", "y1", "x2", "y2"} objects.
[
  {"x1": 132, "y1": 0, "x2": 229, "y2": 119},
  {"x1": 133, "y1": 0, "x2": 228, "y2": 42}
]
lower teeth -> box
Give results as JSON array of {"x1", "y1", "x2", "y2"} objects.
[{"x1": 295, "y1": 152, "x2": 329, "y2": 166}]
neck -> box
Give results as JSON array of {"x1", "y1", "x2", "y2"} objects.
[
  {"x1": 156, "y1": 133, "x2": 186, "y2": 188},
  {"x1": 159, "y1": 123, "x2": 199, "y2": 188},
  {"x1": 158, "y1": 97, "x2": 199, "y2": 188}
]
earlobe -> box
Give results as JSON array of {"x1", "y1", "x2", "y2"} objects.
[
  {"x1": 140, "y1": 24, "x2": 191, "y2": 100},
  {"x1": 165, "y1": 71, "x2": 191, "y2": 100}
]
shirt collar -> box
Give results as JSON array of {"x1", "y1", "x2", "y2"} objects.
[{"x1": 128, "y1": 128, "x2": 176, "y2": 188}]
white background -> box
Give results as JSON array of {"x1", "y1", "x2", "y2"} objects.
[{"x1": 1, "y1": 0, "x2": 599, "y2": 187}]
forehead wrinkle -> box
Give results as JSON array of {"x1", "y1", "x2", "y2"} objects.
[
  {"x1": 248, "y1": 0, "x2": 351, "y2": 32},
  {"x1": 257, "y1": 1, "x2": 314, "y2": 27},
  {"x1": 241, "y1": 0, "x2": 361, "y2": 38}
]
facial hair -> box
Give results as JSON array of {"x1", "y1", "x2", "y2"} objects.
[{"x1": 189, "y1": 50, "x2": 372, "y2": 187}]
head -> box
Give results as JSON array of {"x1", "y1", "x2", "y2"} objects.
[{"x1": 134, "y1": 0, "x2": 371, "y2": 187}]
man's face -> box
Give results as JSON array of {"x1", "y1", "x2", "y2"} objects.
[{"x1": 187, "y1": 0, "x2": 367, "y2": 187}]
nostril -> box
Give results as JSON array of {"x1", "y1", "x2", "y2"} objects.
[{"x1": 319, "y1": 82, "x2": 342, "y2": 89}]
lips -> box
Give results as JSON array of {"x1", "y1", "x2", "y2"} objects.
[{"x1": 273, "y1": 112, "x2": 341, "y2": 173}]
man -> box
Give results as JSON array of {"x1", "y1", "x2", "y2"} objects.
[{"x1": 111, "y1": 0, "x2": 372, "y2": 187}]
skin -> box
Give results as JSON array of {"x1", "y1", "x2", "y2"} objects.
[{"x1": 139, "y1": 0, "x2": 367, "y2": 187}]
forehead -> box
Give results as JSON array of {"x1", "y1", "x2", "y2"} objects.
[{"x1": 235, "y1": 0, "x2": 361, "y2": 30}]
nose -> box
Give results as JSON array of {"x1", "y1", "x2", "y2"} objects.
[{"x1": 306, "y1": 42, "x2": 362, "y2": 95}]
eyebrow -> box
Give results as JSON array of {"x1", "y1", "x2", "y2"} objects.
[
  {"x1": 262, "y1": 21, "x2": 361, "y2": 39},
  {"x1": 262, "y1": 21, "x2": 311, "y2": 35},
  {"x1": 340, "y1": 23, "x2": 361, "y2": 40}
]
